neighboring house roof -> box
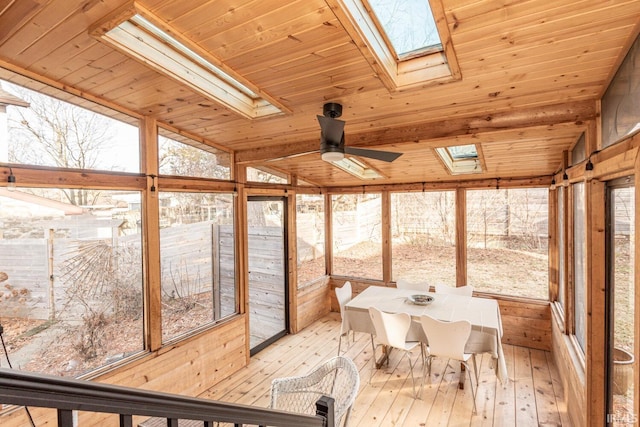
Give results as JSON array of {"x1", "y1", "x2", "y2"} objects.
[
  {"x1": 0, "y1": 87, "x2": 29, "y2": 108},
  {"x1": 0, "y1": 188, "x2": 84, "y2": 215}
]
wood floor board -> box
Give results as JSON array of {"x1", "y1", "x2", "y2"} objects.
[{"x1": 172, "y1": 313, "x2": 570, "y2": 427}]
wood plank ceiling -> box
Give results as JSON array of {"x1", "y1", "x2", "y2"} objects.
[{"x1": 0, "y1": 0, "x2": 638, "y2": 187}]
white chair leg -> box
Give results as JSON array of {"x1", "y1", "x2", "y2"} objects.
[
  {"x1": 472, "y1": 353, "x2": 479, "y2": 382},
  {"x1": 404, "y1": 352, "x2": 418, "y2": 399},
  {"x1": 338, "y1": 333, "x2": 343, "y2": 355}
]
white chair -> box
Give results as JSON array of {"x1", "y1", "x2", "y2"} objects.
[
  {"x1": 419, "y1": 314, "x2": 479, "y2": 413},
  {"x1": 368, "y1": 307, "x2": 421, "y2": 398},
  {"x1": 396, "y1": 278, "x2": 429, "y2": 292},
  {"x1": 270, "y1": 355, "x2": 360, "y2": 426},
  {"x1": 335, "y1": 281, "x2": 354, "y2": 354},
  {"x1": 435, "y1": 283, "x2": 474, "y2": 297}
]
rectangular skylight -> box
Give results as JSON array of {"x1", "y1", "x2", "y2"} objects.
[
  {"x1": 90, "y1": 2, "x2": 286, "y2": 119},
  {"x1": 365, "y1": 0, "x2": 442, "y2": 59},
  {"x1": 332, "y1": 157, "x2": 383, "y2": 180},
  {"x1": 435, "y1": 145, "x2": 483, "y2": 175},
  {"x1": 333, "y1": 0, "x2": 459, "y2": 91},
  {"x1": 446, "y1": 144, "x2": 478, "y2": 160}
]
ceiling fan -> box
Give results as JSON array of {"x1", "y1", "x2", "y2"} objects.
[{"x1": 317, "y1": 102, "x2": 403, "y2": 163}]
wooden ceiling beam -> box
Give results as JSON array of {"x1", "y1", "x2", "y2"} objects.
[{"x1": 235, "y1": 100, "x2": 596, "y2": 164}]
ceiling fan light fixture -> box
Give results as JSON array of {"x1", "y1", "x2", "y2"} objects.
[{"x1": 321, "y1": 151, "x2": 345, "y2": 162}]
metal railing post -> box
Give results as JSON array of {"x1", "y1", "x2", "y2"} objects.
[{"x1": 315, "y1": 395, "x2": 335, "y2": 427}]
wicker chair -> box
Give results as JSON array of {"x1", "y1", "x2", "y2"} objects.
[{"x1": 269, "y1": 356, "x2": 360, "y2": 426}]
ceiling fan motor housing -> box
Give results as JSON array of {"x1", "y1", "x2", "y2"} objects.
[
  {"x1": 323, "y1": 102, "x2": 342, "y2": 118},
  {"x1": 320, "y1": 133, "x2": 345, "y2": 154}
]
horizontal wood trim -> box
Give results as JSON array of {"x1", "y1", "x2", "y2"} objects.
[
  {"x1": 0, "y1": 165, "x2": 145, "y2": 190},
  {"x1": 235, "y1": 101, "x2": 596, "y2": 164}
]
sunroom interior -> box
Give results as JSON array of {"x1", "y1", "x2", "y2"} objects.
[{"x1": 0, "y1": 1, "x2": 639, "y2": 426}]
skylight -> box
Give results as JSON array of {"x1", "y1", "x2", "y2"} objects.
[
  {"x1": 333, "y1": 0, "x2": 460, "y2": 91},
  {"x1": 332, "y1": 157, "x2": 383, "y2": 180},
  {"x1": 366, "y1": 0, "x2": 442, "y2": 59},
  {"x1": 435, "y1": 144, "x2": 483, "y2": 175},
  {"x1": 90, "y1": 2, "x2": 286, "y2": 120},
  {"x1": 447, "y1": 144, "x2": 478, "y2": 160}
]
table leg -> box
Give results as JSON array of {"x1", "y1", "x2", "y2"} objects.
[
  {"x1": 375, "y1": 345, "x2": 392, "y2": 369},
  {"x1": 459, "y1": 363, "x2": 466, "y2": 389}
]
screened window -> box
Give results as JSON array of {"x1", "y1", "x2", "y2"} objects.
[
  {"x1": 571, "y1": 133, "x2": 586, "y2": 165},
  {"x1": 391, "y1": 191, "x2": 455, "y2": 285},
  {"x1": 557, "y1": 186, "x2": 565, "y2": 309},
  {"x1": 573, "y1": 182, "x2": 586, "y2": 351},
  {"x1": 296, "y1": 194, "x2": 326, "y2": 286},
  {"x1": 601, "y1": 34, "x2": 640, "y2": 148},
  {"x1": 246, "y1": 167, "x2": 288, "y2": 184},
  {"x1": 331, "y1": 193, "x2": 382, "y2": 280},
  {"x1": 159, "y1": 192, "x2": 236, "y2": 343},
  {"x1": 4, "y1": 80, "x2": 139, "y2": 173},
  {"x1": 466, "y1": 188, "x2": 549, "y2": 299},
  {"x1": 158, "y1": 128, "x2": 231, "y2": 180},
  {"x1": 0, "y1": 187, "x2": 144, "y2": 377},
  {"x1": 607, "y1": 184, "x2": 636, "y2": 422}
]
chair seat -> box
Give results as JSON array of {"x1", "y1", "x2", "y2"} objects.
[{"x1": 400, "y1": 341, "x2": 421, "y2": 352}]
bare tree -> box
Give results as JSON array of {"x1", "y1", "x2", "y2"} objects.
[
  {"x1": 8, "y1": 85, "x2": 114, "y2": 205},
  {"x1": 159, "y1": 136, "x2": 230, "y2": 180}
]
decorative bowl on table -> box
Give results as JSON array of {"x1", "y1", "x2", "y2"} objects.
[{"x1": 407, "y1": 294, "x2": 434, "y2": 306}]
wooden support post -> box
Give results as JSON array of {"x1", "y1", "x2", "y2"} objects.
[
  {"x1": 324, "y1": 193, "x2": 333, "y2": 277},
  {"x1": 382, "y1": 191, "x2": 391, "y2": 284},
  {"x1": 287, "y1": 188, "x2": 299, "y2": 333},
  {"x1": 586, "y1": 179, "x2": 606, "y2": 426},
  {"x1": 455, "y1": 188, "x2": 467, "y2": 287},
  {"x1": 140, "y1": 116, "x2": 162, "y2": 351}
]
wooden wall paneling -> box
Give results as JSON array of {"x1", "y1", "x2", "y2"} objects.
[
  {"x1": 140, "y1": 117, "x2": 162, "y2": 351},
  {"x1": 551, "y1": 306, "x2": 587, "y2": 427},
  {"x1": 381, "y1": 191, "x2": 391, "y2": 284},
  {"x1": 287, "y1": 189, "x2": 299, "y2": 333},
  {"x1": 586, "y1": 179, "x2": 607, "y2": 426},
  {"x1": 497, "y1": 299, "x2": 551, "y2": 351},
  {"x1": 296, "y1": 278, "x2": 331, "y2": 332},
  {"x1": 455, "y1": 188, "x2": 467, "y2": 287}
]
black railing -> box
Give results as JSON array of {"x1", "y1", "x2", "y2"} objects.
[{"x1": 0, "y1": 368, "x2": 334, "y2": 427}]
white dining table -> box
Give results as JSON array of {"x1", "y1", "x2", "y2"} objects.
[{"x1": 344, "y1": 286, "x2": 509, "y2": 385}]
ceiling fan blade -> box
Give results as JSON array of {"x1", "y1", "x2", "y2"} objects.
[
  {"x1": 317, "y1": 115, "x2": 345, "y2": 143},
  {"x1": 344, "y1": 146, "x2": 403, "y2": 162}
]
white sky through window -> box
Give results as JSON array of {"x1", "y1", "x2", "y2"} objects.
[{"x1": 366, "y1": 0, "x2": 442, "y2": 58}]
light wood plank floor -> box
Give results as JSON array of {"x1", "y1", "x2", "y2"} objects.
[{"x1": 197, "y1": 313, "x2": 572, "y2": 427}]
